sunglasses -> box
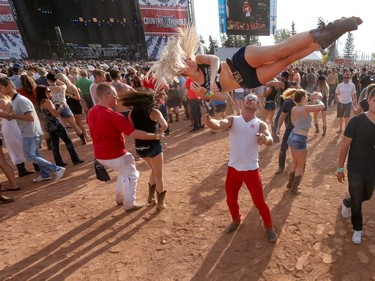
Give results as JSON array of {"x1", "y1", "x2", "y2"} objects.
[{"x1": 244, "y1": 95, "x2": 258, "y2": 102}]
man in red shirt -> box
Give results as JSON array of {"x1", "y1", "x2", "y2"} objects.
[
  {"x1": 87, "y1": 83, "x2": 162, "y2": 211},
  {"x1": 184, "y1": 78, "x2": 203, "y2": 132}
]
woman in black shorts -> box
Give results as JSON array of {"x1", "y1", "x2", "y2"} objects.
[
  {"x1": 148, "y1": 17, "x2": 362, "y2": 102},
  {"x1": 121, "y1": 90, "x2": 168, "y2": 210}
]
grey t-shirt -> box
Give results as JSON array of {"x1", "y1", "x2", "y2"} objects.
[{"x1": 12, "y1": 94, "x2": 43, "y2": 138}]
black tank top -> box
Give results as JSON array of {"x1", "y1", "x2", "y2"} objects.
[
  {"x1": 130, "y1": 108, "x2": 159, "y2": 147},
  {"x1": 197, "y1": 64, "x2": 222, "y2": 92}
]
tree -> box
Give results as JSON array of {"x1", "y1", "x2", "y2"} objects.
[
  {"x1": 207, "y1": 35, "x2": 219, "y2": 54},
  {"x1": 220, "y1": 34, "x2": 246, "y2": 48},
  {"x1": 343, "y1": 32, "x2": 355, "y2": 59},
  {"x1": 327, "y1": 42, "x2": 339, "y2": 61},
  {"x1": 273, "y1": 28, "x2": 291, "y2": 44},
  {"x1": 372, "y1": 53, "x2": 375, "y2": 62},
  {"x1": 291, "y1": 21, "x2": 296, "y2": 35},
  {"x1": 247, "y1": 35, "x2": 260, "y2": 46}
]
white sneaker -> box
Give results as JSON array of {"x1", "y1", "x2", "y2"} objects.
[
  {"x1": 32, "y1": 175, "x2": 52, "y2": 183},
  {"x1": 55, "y1": 167, "x2": 66, "y2": 181},
  {"x1": 341, "y1": 201, "x2": 350, "y2": 219},
  {"x1": 352, "y1": 230, "x2": 362, "y2": 244}
]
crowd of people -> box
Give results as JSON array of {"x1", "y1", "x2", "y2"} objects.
[{"x1": 1, "y1": 16, "x2": 374, "y2": 245}]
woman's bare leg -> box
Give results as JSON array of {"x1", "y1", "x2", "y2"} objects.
[
  {"x1": 245, "y1": 31, "x2": 318, "y2": 67},
  {"x1": 321, "y1": 111, "x2": 327, "y2": 127},
  {"x1": 294, "y1": 150, "x2": 307, "y2": 177},
  {"x1": 74, "y1": 114, "x2": 87, "y2": 137},
  {"x1": 63, "y1": 116, "x2": 82, "y2": 135},
  {"x1": 0, "y1": 149, "x2": 18, "y2": 188},
  {"x1": 256, "y1": 44, "x2": 318, "y2": 84},
  {"x1": 148, "y1": 153, "x2": 164, "y2": 193}
]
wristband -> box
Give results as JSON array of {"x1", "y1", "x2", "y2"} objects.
[
  {"x1": 337, "y1": 167, "x2": 344, "y2": 173},
  {"x1": 8, "y1": 112, "x2": 13, "y2": 120},
  {"x1": 155, "y1": 133, "x2": 160, "y2": 140},
  {"x1": 205, "y1": 90, "x2": 214, "y2": 97}
]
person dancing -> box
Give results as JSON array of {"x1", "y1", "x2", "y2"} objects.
[
  {"x1": 283, "y1": 89, "x2": 324, "y2": 195},
  {"x1": 203, "y1": 94, "x2": 277, "y2": 242},
  {"x1": 121, "y1": 90, "x2": 168, "y2": 210},
  {"x1": 148, "y1": 17, "x2": 362, "y2": 100},
  {"x1": 313, "y1": 75, "x2": 330, "y2": 136}
]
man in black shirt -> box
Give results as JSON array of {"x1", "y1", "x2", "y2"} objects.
[{"x1": 338, "y1": 89, "x2": 375, "y2": 244}]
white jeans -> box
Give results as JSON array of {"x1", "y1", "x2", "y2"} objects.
[{"x1": 97, "y1": 152, "x2": 139, "y2": 209}]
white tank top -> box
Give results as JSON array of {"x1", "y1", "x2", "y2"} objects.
[{"x1": 228, "y1": 116, "x2": 260, "y2": 171}]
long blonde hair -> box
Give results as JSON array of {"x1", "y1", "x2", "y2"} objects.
[
  {"x1": 56, "y1": 73, "x2": 75, "y2": 93},
  {"x1": 282, "y1": 88, "x2": 307, "y2": 103},
  {"x1": 316, "y1": 76, "x2": 329, "y2": 98},
  {"x1": 147, "y1": 26, "x2": 200, "y2": 91}
]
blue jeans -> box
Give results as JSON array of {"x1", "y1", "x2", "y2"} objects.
[
  {"x1": 189, "y1": 99, "x2": 202, "y2": 129},
  {"x1": 23, "y1": 136, "x2": 59, "y2": 178},
  {"x1": 343, "y1": 172, "x2": 375, "y2": 231}
]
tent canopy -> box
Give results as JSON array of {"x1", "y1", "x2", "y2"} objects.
[{"x1": 301, "y1": 51, "x2": 322, "y2": 61}]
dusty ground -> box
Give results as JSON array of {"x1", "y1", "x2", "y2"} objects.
[{"x1": 1, "y1": 106, "x2": 375, "y2": 281}]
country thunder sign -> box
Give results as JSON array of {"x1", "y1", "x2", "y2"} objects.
[
  {"x1": 138, "y1": 0, "x2": 189, "y2": 60},
  {"x1": 0, "y1": 0, "x2": 28, "y2": 59}
]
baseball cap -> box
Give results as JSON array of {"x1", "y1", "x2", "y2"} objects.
[{"x1": 12, "y1": 63, "x2": 22, "y2": 69}]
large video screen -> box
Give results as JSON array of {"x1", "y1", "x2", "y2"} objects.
[{"x1": 225, "y1": 0, "x2": 270, "y2": 36}]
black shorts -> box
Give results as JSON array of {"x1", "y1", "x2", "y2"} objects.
[
  {"x1": 136, "y1": 141, "x2": 162, "y2": 158},
  {"x1": 337, "y1": 102, "x2": 352, "y2": 118},
  {"x1": 231, "y1": 45, "x2": 262, "y2": 89}
]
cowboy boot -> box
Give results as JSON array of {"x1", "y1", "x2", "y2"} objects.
[
  {"x1": 78, "y1": 133, "x2": 87, "y2": 145},
  {"x1": 175, "y1": 112, "x2": 179, "y2": 122},
  {"x1": 275, "y1": 151, "x2": 286, "y2": 174},
  {"x1": 309, "y1": 17, "x2": 362, "y2": 49},
  {"x1": 314, "y1": 124, "x2": 320, "y2": 134},
  {"x1": 156, "y1": 190, "x2": 167, "y2": 210},
  {"x1": 290, "y1": 175, "x2": 302, "y2": 195},
  {"x1": 286, "y1": 172, "x2": 295, "y2": 189},
  {"x1": 16, "y1": 162, "x2": 34, "y2": 177},
  {"x1": 322, "y1": 126, "x2": 327, "y2": 137},
  {"x1": 148, "y1": 183, "x2": 156, "y2": 205}
]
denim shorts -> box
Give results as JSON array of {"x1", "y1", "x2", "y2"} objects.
[
  {"x1": 287, "y1": 131, "x2": 307, "y2": 150},
  {"x1": 136, "y1": 141, "x2": 162, "y2": 158},
  {"x1": 264, "y1": 101, "x2": 276, "y2": 110}
]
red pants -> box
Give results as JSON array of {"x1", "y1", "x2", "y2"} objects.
[{"x1": 225, "y1": 166, "x2": 272, "y2": 229}]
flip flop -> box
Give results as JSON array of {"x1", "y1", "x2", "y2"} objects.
[{"x1": 2, "y1": 187, "x2": 21, "y2": 191}]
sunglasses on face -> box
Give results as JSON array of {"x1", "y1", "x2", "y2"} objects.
[{"x1": 244, "y1": 95, "x2": 258, "y2": 102}]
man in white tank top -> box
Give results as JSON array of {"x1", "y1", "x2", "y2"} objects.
[{"x1": 203, "y1": 94, "x2": 277, "y2": 242}]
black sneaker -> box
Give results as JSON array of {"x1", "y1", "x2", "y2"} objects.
[{"x1": 267, "y1": 228, "x2": 278, "y2": 243}]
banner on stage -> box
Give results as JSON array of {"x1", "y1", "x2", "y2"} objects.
[
  {"x1": 0, "y1": 0, "x2": 28, "y2": 59},
  {"x1": 138, "y1": 0, "x2": 189, "y2": 60}
]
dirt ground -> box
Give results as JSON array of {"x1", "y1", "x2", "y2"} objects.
[{"x1": 1, "y1": 106, "x2": 375, "y2": 281}]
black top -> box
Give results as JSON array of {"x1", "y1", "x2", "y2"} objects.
[
  {"x1": 281, "y1": 99, "x2": 295, "y2": 130},
  {"x1": 130, "y1": 108, "x2": 159, "y2": 147},
  {"x1": 345, "y1": 113, "x2": 375, "y2": 182},
  {"x1": 198, "y1": 64, "x2": 222, "y2": 92}
]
